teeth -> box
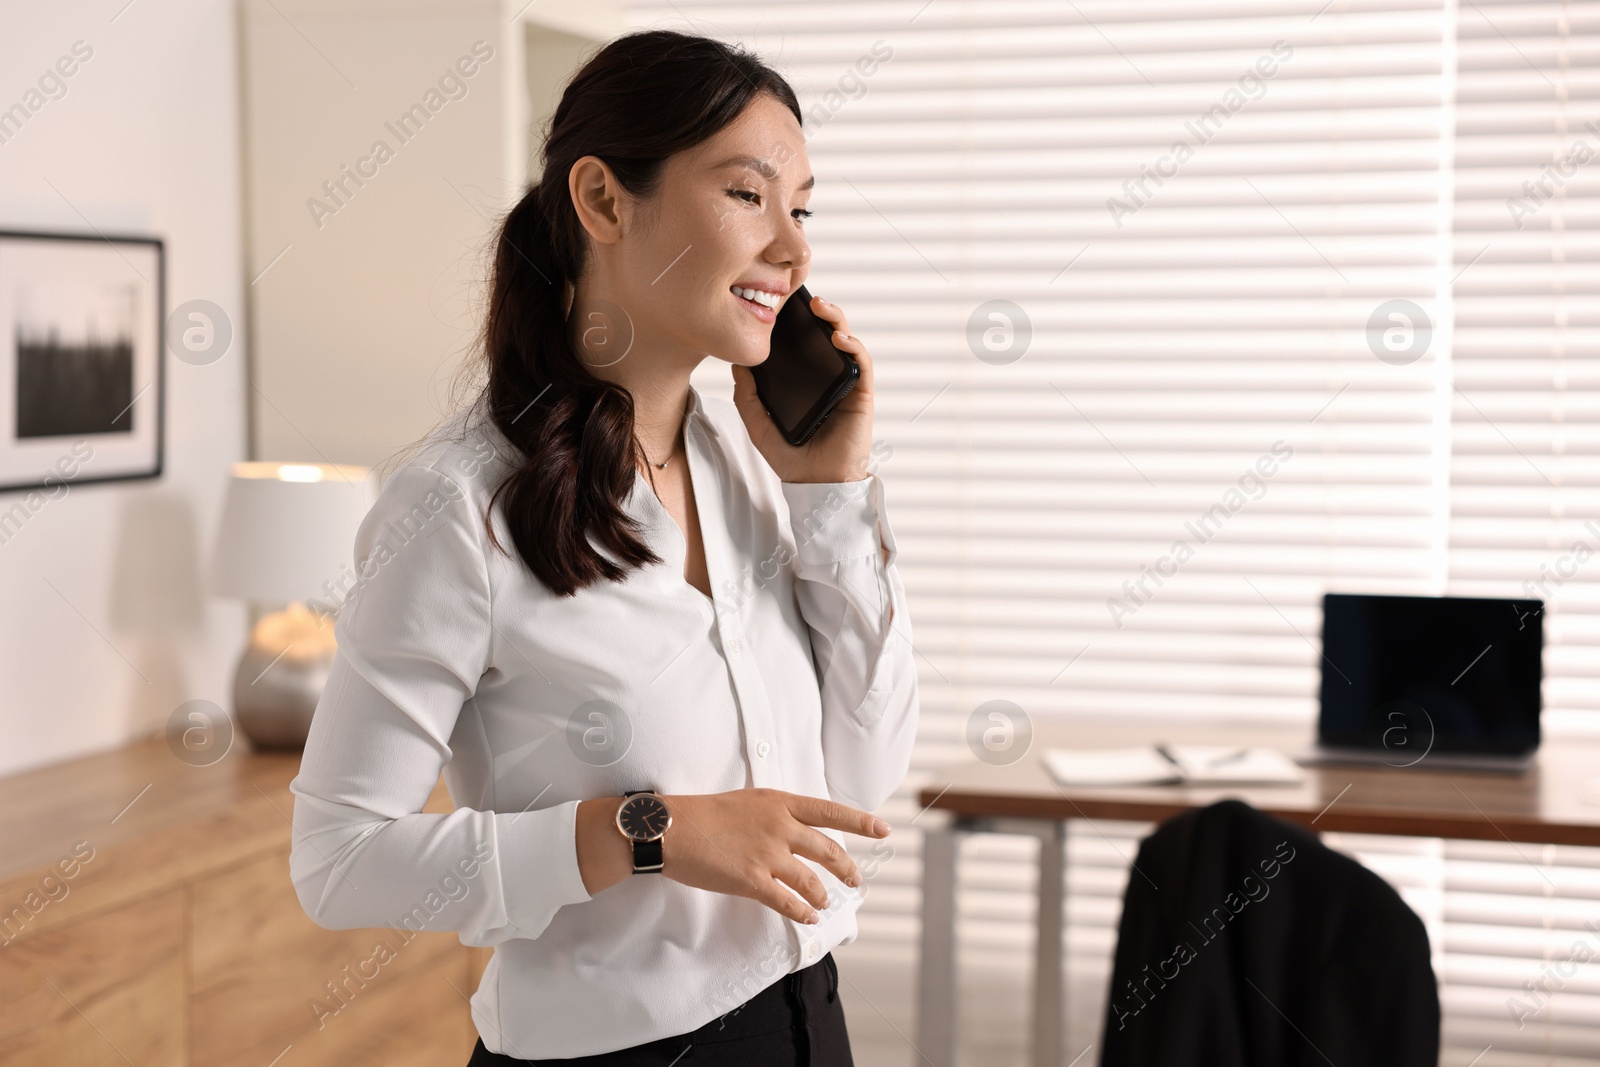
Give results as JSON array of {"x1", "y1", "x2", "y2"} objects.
[{"x1": 733, "y1": 286, "x2": 780, "y2": 309}]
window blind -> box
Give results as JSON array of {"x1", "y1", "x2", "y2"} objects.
[
  {"x1": 1446, "y1": 2, "x2": 1600, "y2": 1062},
  {"x1": 618, "y1": 1, "x2": 1600, "y2": 1062}
]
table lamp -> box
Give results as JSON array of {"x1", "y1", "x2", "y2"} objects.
[{"x1": 208, "y1": 461, "x2": 376, "y2": 749}]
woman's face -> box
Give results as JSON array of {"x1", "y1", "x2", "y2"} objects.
[{"x1": 573, "y1": 94, "x2": 813, "y2": 370}]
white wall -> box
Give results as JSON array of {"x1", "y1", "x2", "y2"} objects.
[
  {"x1": 240, "y1": 0, "x2": 508, "y2": 469},
  {"x1": 0, "y1": 0, "x2": 248, "y2": 778},
  {"x1": 238, "y1": 0, "x2": 624, "y2": 470}
]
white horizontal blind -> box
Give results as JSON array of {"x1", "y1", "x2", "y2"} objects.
[
  {"x1": 647, "y1": 0, "x2": 1457, "y2": 745},
  {"x1": 1449, "y1": 0, "x2": 1600, "y2": 739},
  {"x1": 619, "y1": 1, "x2": 1600, "y2": 1063},
  {"x1": 1447, "y1": 2, "x2": 1600, "y2": 1062}
]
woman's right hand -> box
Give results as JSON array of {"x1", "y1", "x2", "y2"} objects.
[{"x1": 658, "y1": 788, "x2": 890, "y2": 924}]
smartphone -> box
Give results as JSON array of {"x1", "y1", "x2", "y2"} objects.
[{"x1": 750, "y1": 284, "x2": 860, "y2": 446}]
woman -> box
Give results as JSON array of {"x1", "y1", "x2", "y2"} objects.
[{"x1": 287, "y1": 28, "x2": 919, "y2": 1067}]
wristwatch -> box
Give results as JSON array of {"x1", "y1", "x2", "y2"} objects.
[{"x1": 615, "y1": 789, "x2": 671, "y2": 874}]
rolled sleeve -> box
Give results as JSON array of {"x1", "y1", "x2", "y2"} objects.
[
  {"x1": 783, "y1": 476, "x2": 886, "y2": 565},
  {"x1": 781, "y1": 474, "x2": 919, "y2": 812}
]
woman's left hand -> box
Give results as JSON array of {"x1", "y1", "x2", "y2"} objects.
[{"x1": 732, "y1": 294, "x2": 875, "y2": 484}]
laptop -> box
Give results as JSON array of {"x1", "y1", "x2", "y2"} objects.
[{"x1": 1303, "y1": 592, "x2": 1544, "y2": 773}]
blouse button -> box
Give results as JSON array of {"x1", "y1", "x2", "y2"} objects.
[
  {"x1": 725, "y1": 637, "x2": 743, "y2": 655},
  {"x1": 756, "y1": 740, "x2": 771, "y2": 758}
]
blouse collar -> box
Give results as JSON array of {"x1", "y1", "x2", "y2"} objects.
[
  {"x1": 684, "y1": 382, "x2": 706, "y2": 423},
  {"x1": 683, "y1": 382, "x2": 721, "y2": 448}
]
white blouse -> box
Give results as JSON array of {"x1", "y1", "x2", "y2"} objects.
[{"x1": 287, "y1": 384, "x2": 919, "y2": 1059}]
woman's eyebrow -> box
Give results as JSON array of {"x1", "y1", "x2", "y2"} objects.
[{"x1": 711, "y1": 154, "x2": 815, "y2": 190}]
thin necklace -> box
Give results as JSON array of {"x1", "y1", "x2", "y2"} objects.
[
  {"x1": 646, "y1": 407, "x2": 692, "y2": 471},
  {"x1": 648, "y1": 438, "x2": 682, "y2": 470}
]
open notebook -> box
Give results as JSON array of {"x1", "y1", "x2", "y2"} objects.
[{"x1": 1042, "y1": 744, "x2": 1306, "y2": 787}]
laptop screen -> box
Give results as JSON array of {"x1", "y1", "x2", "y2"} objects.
[{"x1": 1319, "y1": 593, "x2": 1543, "y2": 757}]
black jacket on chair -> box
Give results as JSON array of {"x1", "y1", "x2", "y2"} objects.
[{"x1": 1098, "y1": 799, "x2": 1439, "y2": 1067}]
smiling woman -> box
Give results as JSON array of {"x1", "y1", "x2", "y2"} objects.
[
  {"x1": 475, "y1": 35, "x2": 873, "y2": 598},
  {"x1": 287, "y1": 26, "x2": 917, "y2": 1067}
]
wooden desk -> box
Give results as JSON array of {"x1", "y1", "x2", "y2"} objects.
[
  {"x1": 0, "y1": 735, "x2": 486, "y2": 1067},
  {"x1": 913, "y1": 717, "x2": 1600, "y2": 1067}
]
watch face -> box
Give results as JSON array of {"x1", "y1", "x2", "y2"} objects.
[{"x1": 618, "y1": 794, "x2": 670, "y2": 842}]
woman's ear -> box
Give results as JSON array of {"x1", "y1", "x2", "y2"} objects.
[{"x1": 569, "y1": 155, "x2": 625, "y2": 246}]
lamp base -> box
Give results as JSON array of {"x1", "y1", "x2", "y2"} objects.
[{"x1": 231, "y1": 602, "x2": 338, "y2": 750}]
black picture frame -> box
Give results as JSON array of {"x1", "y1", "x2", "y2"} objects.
[{"x1": 0, "y1": 228, "x2": 165, "y2": 495}]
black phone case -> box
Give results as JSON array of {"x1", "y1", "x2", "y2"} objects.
[{"x1": 751, "y1": 284, "x2": 861, "y2": 446}]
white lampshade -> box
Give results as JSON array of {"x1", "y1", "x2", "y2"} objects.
[{"x1": 208, "y1": 461, "x2": 377, "y2": 605}]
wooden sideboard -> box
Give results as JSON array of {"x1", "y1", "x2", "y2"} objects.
[{"x1": 0, "y1": 734, "x2": 489, "y2": 1066}]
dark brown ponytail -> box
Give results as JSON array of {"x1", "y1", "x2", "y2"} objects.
[{"x1": 468, "y1": 30, "x2": 801, "y2": 597}]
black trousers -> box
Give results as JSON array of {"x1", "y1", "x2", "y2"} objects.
[{"x1": 465, "y1": 952, "x2": 854, "y2": 1067}]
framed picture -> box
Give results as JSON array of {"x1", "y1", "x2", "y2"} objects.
[{"x1": 0, "y1": 229, "x2": 164, "y2": 494}]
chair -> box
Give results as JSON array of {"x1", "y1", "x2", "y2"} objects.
[{"x1": 1099, "y1": 799, "x2": 1439, "y2": 1066}]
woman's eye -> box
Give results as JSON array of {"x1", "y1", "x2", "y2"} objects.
[{"x1": 728, "y1": 189, "x2": 811, "y2": 222}]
